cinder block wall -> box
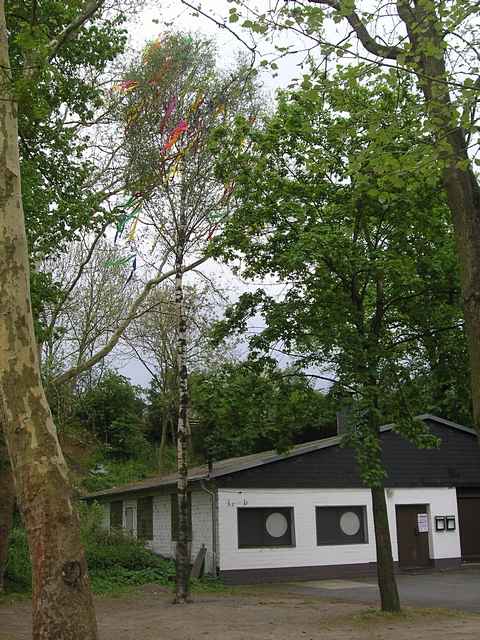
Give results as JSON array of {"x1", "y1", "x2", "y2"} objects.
[
  {"x1": 149, "y1": 490, "x2": 217, "y2": 574},
  {"x1": 100, "y1": 489, "x2": 218, "y2": 574}
]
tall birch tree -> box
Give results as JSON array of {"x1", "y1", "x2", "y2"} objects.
[{"x1": 116, "y1": 32, "x2": 259, "y2": 602}]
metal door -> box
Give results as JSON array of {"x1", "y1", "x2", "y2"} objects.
[{"x1": 395, "y1": 504, "x2": 430, "y2": 568}]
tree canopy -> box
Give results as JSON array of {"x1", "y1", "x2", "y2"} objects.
[{"x1": 213, "y1": 69, "x2": 469, "y2": 435}]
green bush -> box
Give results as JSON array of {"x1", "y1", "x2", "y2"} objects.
[
  {"x1": 83, "y1": 455, "x2": 158, "y2": 493},
  {"x1": 5, "y1": 503, "x2": 178, "y2": 596},
  {"x1": 4, "y1": 527, "x2": 31, "y2": 589}
]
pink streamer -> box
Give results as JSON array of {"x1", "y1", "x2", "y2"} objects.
[{"x1": 159, "y1": 96, "x2": 178, "y2": 133}]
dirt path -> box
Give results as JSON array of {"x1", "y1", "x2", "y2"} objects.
[{"x1": 1, "y1": 585, "x2": 479, "y2": 640}]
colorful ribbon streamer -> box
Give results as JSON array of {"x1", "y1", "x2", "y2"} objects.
[
  {"x1": 113, "y1": 79, "x2": 138, "y2": 92},
  {"x1": 190, "y1": 93, "x2": 205, "y2": 114},
  {"x1": 159, "y1": 96, "x2": 177, "y2": 133},
  {"x1": 127, "y1": 214, "x2": 140, "y2": 241},
  {"x1": 163, "y1": 120, "x2": 188, "y2": 152},
  {"x1": 105, "y1": 254, "x2": 136, "y2": 269},
  {"x1": 142, "y1": 38, "x2": 162, "y2": 63}
]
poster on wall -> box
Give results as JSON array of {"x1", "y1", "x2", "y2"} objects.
[{"x1": 417, "y1": 513, "x2": 429, "y2": 533}]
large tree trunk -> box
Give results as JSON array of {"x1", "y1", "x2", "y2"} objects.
[
  {"x1": 371, "y1": 487, "x2": 401, "y2": 612},
  {"x1": 0, "y1": 6, "x2": 98, "y2": 638},
  {"x1": 396, "y1": 0, "x2": 480, "y2": 430},
  {"x1": 174, "y1": 245, "x2": 191, "y2": 603},
  {"x1": 0, "y1": 451, "x2": 15, "y2": 592}
]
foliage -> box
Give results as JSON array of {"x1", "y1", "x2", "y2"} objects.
[
  {"x1": 6, "y1": 0, "x2": 128, "y2": 261},
  {"x1": 4, "y1": 503, "x2": 221, "y2": 596},
  {"x1": 212, "y1": 69, "x2": 468, "y2": 484},
  {"x1": 117, "y1": 31, "x2": 259, "y2": 245},
  {"x1": 83, "y1": 455, "x2": 159, "y2": 493},
  {"x1": 190, "y1": 361, "x2": 336, "y2": 460},
  {"x1": 4, "y1": 528, "x2": 31, "y2": 590},
  {"x1": 74, "y1": 371, "x2": 149, "y2": 460},
  {"x1": 5, "y1": 1, "x2": 133, "y2": 349}
]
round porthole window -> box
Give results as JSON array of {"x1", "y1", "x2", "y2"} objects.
[
  {"x1": 266, "y1": 512, "x2": 288, "y2": 538},
  {"x1": 340, "y1": 511, "x2": 361, "y2": 536}
]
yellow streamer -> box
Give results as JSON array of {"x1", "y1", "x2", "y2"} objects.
[
  {"x1": 189, "y1": 93, "x2": 205, "y2": 114},
  {"x1": 166, "y1": 133, "x2": 200, "y2": 181},
  {"x1": 214, "y1": 103, "x2": 226, "y2": 117},
  {"x1": 127, "y1": 214, "x2": 140, "y2": 241},
  {"x1": 142, "y1": 37, "x2": 162, "y2": 63}
]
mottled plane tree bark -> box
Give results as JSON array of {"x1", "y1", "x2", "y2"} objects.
[{"x1": 0, "y1": 2, "x2": 100, "y2": 634}]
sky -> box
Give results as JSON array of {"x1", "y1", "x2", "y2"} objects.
[{"x1": 117, "y1": 0, "x2": 336, "y2": 387}]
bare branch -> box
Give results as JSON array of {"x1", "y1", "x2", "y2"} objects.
[
  {"x1": 305, "y1": 0, "x2": 403, "y2": 59},
  {"x1": 180, "y1": 0, "x2": 257, "y2": 56},
  {"x1": 44, "y1": 224, "x2": 109, "y2": 341},
  {"x1": 48, "y1": 0, "x2": 106, "y2": 62},
  {"x1": 52, "y1": 254, "x2": 209, "y2": 385}
]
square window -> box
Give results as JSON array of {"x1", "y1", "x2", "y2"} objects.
[
  {"x1": 110, "y1": 500, "x2": 123, "y2": 530},
  {"x1": 316, "y1": 506, "x2": 368, "y2": 545},
  {"x1": 238, "y1": 507, "x2": 295, "y2": 548},
  {"x1": 137, "y1": 497, "x2": 153, "y2": 540}
]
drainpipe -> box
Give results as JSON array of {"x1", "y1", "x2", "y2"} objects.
[{"x1": 200, "y1": 476, "x2": 218, "y2": 576}]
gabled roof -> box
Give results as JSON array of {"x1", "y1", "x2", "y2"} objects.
[{"x1": 83, "y1": 414, "x2": 476, "y2": 500}]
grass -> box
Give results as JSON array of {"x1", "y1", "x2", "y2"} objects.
[{"x1": 352, "y1": 605, "x2": 468, "y2": 625}]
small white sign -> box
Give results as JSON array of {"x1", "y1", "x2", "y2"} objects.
[{"x1": 417, "y1": 513, "x2": 429, "y2": 533}]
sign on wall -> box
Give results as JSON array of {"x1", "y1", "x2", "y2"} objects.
[{"x1": 417, "y1": 513, "x2": 429, "y2": 533}]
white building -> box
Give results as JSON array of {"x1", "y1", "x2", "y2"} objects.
[{"x1": 85, "y1": 415, "x2": 480, "y2": 583}]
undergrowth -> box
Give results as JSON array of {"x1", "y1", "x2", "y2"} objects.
[{"x1": 4, "y1": 502, "x2": 223, "y2": 597}]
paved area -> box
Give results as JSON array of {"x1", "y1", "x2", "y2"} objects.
[{"x1": 283, "y1": 566, "x2": 480, "y2": 612}]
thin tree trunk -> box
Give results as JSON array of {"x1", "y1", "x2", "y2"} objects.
[
  {"x1": 371, "y1": 486, "x2": 401, "y2": 612},
  {"x1": 0, "y1": 6, "x2": 98, "y2": 637},
  {"x1": 366, "y1": 371, "x2": 400, "y2": 613},
  {"x1": 0, "y1": 454, "x2": 15, "y2": 592},
  {"x1": 158, "y1": 407, "x2": 169, "y2": 472},
  {"x1": 174, "y1": 245, "x2": 191, "y2": 603}
]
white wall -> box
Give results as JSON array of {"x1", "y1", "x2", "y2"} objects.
[
  {"x1": 218, "y1": 488, "x2": 375, "y2": 571},
  {"x1": 149, "y1": 490, "x2": 216, "y2": 574},
  {"x1": 386, "y1": 487, "x2": 461, "y2": 562},
  {"x1": 217, "y1": 487, "x2": 462, "y2": 571}
]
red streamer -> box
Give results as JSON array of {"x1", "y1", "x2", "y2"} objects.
[{"x1": 163, "y1": 120, "x2": 188, "y2": 152}]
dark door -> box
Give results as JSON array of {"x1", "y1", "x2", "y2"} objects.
[
  {"x1": 395, "y1": 504, "x2": 430, "y2": 568},
  {"x1": 457, "y1": 496, "x2": 480, "y2": 561}
]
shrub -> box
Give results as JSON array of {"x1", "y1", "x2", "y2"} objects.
[
  {"x1": 5, "y1": 503, "x2": 177, "y2": 595},
  {"x1": 82, "y1": 455, "x2": 158, "y2": 493},
  {"x1": 4, "y1": 527, "x2": 31, "y2": 589}
]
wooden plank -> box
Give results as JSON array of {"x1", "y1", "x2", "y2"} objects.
[{"x1": 191, "y1": 544, "x2": 206, "y2": 579}]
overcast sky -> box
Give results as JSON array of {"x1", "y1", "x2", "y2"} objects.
[{"x1": 117, "y1": 1, "x2": 330, "y2": 387}]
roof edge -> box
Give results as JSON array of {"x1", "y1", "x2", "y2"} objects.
[{"x1": 83, "y1": 414, "x2": 476, "y2": 500}]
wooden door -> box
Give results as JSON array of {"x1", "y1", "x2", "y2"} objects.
[
  {"x1": 395, "y1": 504, "x2": 430, "y2": 568},
  {"x1": 458, "y1": 496, "x2": 480, "y2": 561},
  {"x1": 125, "y1": 506, "x2": 135, "y2": 537}
]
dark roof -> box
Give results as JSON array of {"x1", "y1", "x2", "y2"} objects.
[{"x1": 84, "y1": 414, "x2": 476, "y2": 500}]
